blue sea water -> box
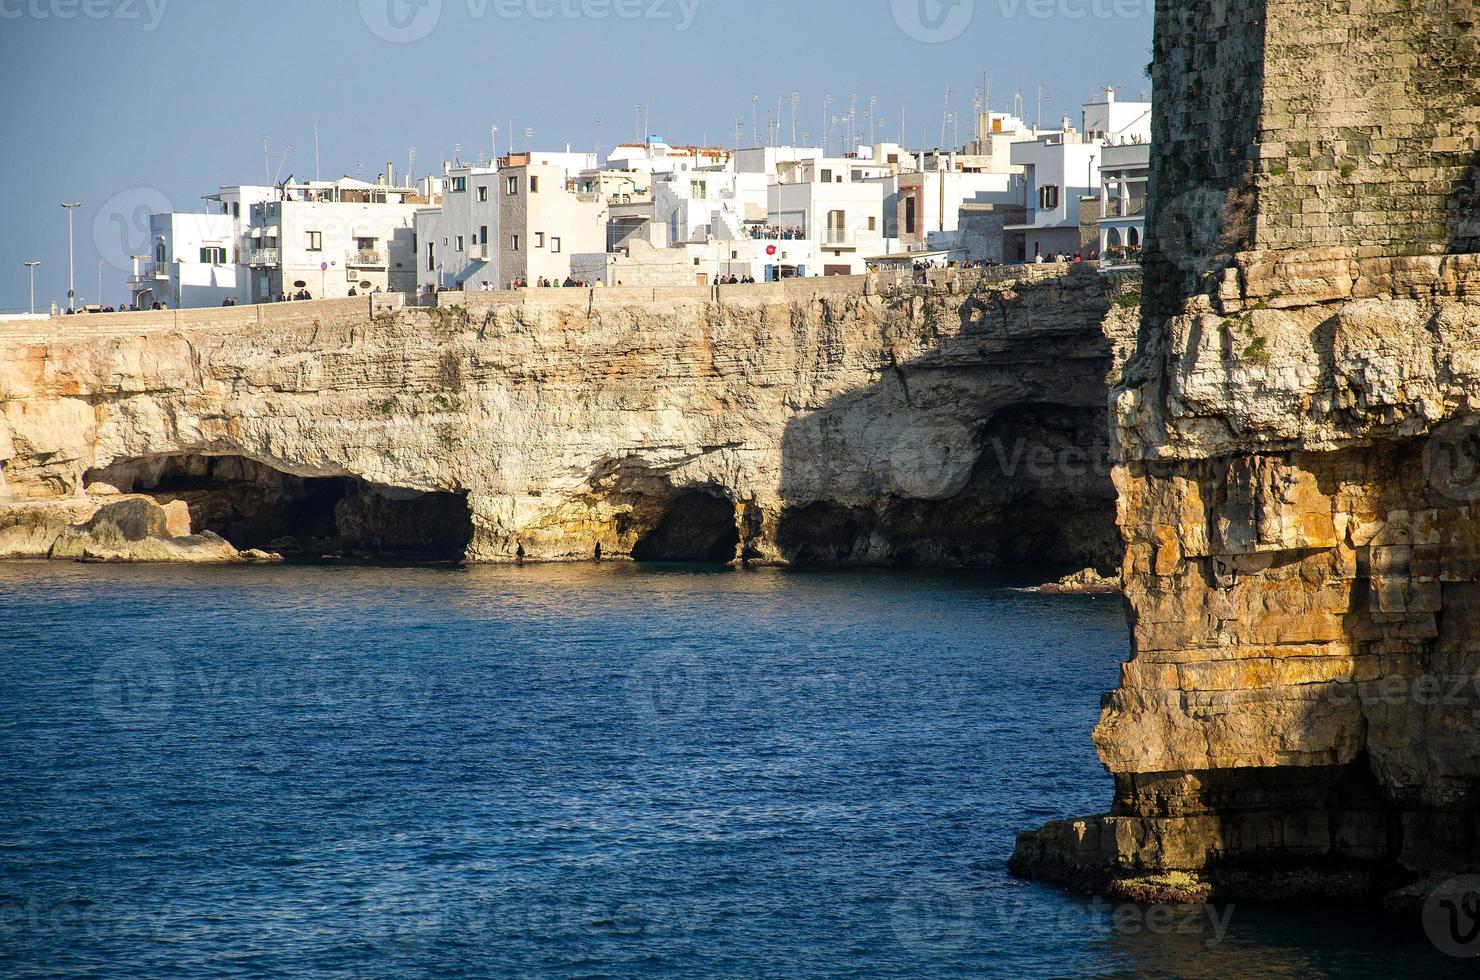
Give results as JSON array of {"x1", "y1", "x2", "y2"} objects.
[{"x1": 0, "y1": 561, "x2": 1468, "y2": 978}]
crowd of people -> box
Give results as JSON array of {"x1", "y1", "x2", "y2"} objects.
[
  {"x1": 749, "y1": 225, "x2": 806, "y2": 240},
  {"x1": 712, "y1": 274, "x2": 758, "y2": 285}
]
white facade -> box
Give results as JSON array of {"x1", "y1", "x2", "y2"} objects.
[
  {"x1": 131, "y1": 212, "x2": 244, "y2": 308},
  {"x1": 415, "y1": 165, "x2": 500, "y2": 293},
  {"x1": 1082, "y1": 88, "x2": 1152, "y2": 146},
  {"x1": 244, "y1": 179, "x2": 427, "y2": 301},
  {"x1": 1097, "y1": 141, "x2": 1150, "y2": 262},
  {"x1": 497, "y1": 157, "x2": 608, "y2": 286}
]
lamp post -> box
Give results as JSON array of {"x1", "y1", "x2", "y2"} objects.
[
  {"x1": 24, "y1": 261, "x2": 39, "y2": 315},
  {"x1": 61, "y1": 202, "x2": 81, "y2": 312}
]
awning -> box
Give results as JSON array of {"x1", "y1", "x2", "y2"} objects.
[
  {"x1": 249, "y1": 227, "x2": 263, "y2": 238},
  {"x1": 263, "y1": 225, "x2": 280, "y2": 237}
]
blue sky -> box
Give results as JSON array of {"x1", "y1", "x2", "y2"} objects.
[{"x1": 0, "y1": 0, "x2": 1153, "y2": 310}]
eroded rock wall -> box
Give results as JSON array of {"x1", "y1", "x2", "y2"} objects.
[
  {"x1": 1013, "y1": 0, "x2": 1480, "y2": 904},
  {"x1": 0, "y1": 270, "x2": 1136, "y2": 567}
]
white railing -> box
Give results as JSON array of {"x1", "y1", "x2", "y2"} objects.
[
  {"x1": 348, "y1": 250, "x2": 384, "y2": 267},
  {"x1": 248, "y1": 249, "x2": 280, "y2": 266}
]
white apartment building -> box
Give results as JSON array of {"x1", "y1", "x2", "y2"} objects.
[
  {"x1": 415, "y1": 165, "x2": 500, "y2": 293},
  {"x1": 130, "y1": 212, "x2": 244, "y2": 308},
  {"x1": 768, "y1": 158, "x2": 888, "y2": 276},
  {"x1": 606, "y1": 140, "x2": 731, "y2": 175},
  {"x1": 497, "y1": 154, "x2": 608, "y2": 286},
  {"x1": 244, "y1": 178, "x2": 429, "y2": 301},
  {"x1": 1082, "y1": 88, "x2": 1152, "y2": 146}
]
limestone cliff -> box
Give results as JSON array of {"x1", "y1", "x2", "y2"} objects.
[
  {"x1": 0, "y1": 269, "x2": 1136, "y2": 567},
  {"x1": 1012, "y1": 0, "x2": 1480, "y2": 905}
]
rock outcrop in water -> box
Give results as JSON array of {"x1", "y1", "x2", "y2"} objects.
[
  {"x1": 1012, "y1": 0, "x2": 1480, "y2": 905},
  {"x1": 0, "y1": 268, "x2": 1136, "y2": 567}
]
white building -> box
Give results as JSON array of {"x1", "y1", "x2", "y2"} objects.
[
  {"x1": 1097, "y1": 141, "x2": 1150, "y2": 263},
  {"x1": 130, "y1": 212, "x2": 244, "y2": 308},
  {"x1": 415, "y1": 164, "x2": 500, "y2": 293},
  {"x1": 244, "y1": 177, "x2": 431, "y2": 301},
  {"x1": 496, "y1": 153, "x2": 608, "y2": 286}
]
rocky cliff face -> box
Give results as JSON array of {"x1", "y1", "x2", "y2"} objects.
[
  {"x1": 1012, "y1": 0, "x2": 1480, "y2": 906},
  {"x1": 0, "y1": 269, "x2": 1136, "y2": 567}
]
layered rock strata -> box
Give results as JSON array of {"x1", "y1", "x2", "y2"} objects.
[
  {"x1": 1012, "y1": 0, "x2": 1480, "y2": 903},
  {"x1": 0, "y1": 270, "x2": 1136, "y2": 567}
]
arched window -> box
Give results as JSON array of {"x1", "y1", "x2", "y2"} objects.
[
  {"x1": 1128, "y1": 227, "x2": 1141, "y2": 247},
  {"x1": 1107, "y1": 228, "x2": 1122, "y2": 247}
]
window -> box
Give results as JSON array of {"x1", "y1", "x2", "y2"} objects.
[
  {"x1": 305, "y1": 231, "x2": 323, "y2": 251},
  {"x1": 477, "y1": 185, "x2": 489, "y2": 202},
  {"x1": 511, "y1": 234, "x2": 520, "y2": 251},
  {"x1": 479, "y1": 225, "x2": 489, "y2": 245},
  {"x1": 356, "y1": 237, "x2": 376, "y2": 251},
  {"x1": 200, "y1": 246, "x2": 226, "y2": 264},
  {"x1": 426, "y1": 243, "x2": 435, "y2": 271},
  {"x1": 827, "y1": 210, "x2": 846, "y2": 243},
  {"x1": 550, "y1": 237, "x2": 560, "y2": 254},
  {"x1": 534, "y1": 232, "x2": 544, "y2": 248},
  {"x1": 904, "y1": 195, "x2": 917, "y2": 235},
  {"x1": 155, "y1": 241, "x2": 166, "y2": 263},
  {"x1": 529, "y1": 176, "x2": 540, "y2": 193},
  {"x1": 868, "y1": 216, "x2": 877, "y2": 231},
  {"x1": 820, "y1": 168, "x2": 832, "y2": 183},
  {"x1": 506, "y1": 176, "x2": 519, "y2": 195},
  {"x1": 456, "y1": 235, "x2": 464, "y2": 252},
  {"x1": 452, "y1": 176, "x2": 467, "y2": 192},
  {"x1": 692, "y1": 180, "x2": 707, "y2": 200},
  {"x1": 231, "y1": 202, "x2": 241, "y2": 218},
  {"x1": 1039, "y1": 184, "x2": 1060, "y2": 209}
]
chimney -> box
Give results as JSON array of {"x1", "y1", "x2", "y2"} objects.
[
  {"x1": 388, "y1": 161, "x2": 394, "y2": 187},
  {"x1": 1105, "y1": 86, "x2": 1115, "y2": 103}
]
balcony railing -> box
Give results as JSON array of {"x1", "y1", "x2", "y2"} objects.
[
  {"x1": 248, "y1": 249, "x2": 280, "y2": 266},
  {"x1": 347, "y1": 250, "x2": 385, "y2": 267}
]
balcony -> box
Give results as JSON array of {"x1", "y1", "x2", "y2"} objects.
[
  {"x1": 467, "y1": 244, "x2": 489, "y2": 261},
  {"x1": 248, "y1": 249, "x2": 280, "y2": 266},
  {"x1": 347, "y1": 250, "x2": 385, "y2": 268}
]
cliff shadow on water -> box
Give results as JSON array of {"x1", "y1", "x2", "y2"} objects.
[{"x1": 772, "y1": 269, "x2": 1132, "y2": 573}]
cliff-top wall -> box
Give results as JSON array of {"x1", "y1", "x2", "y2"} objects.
[{"x1": 0, "y1": 268, "x2": 1137, "y2": 568}]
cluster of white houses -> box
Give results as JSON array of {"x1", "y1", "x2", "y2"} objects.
[{"x1": 130, "y1": 90, "x2": 1150, "y2": 309}]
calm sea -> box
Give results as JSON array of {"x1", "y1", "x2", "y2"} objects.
[{"x1": 0, "y1": 562, "x2": 1465, "y2": 977}]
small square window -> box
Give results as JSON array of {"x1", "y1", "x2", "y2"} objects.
[
  {"x1": 550, "y1": 237, "x2": 560, "y2": 254},
  {"x1": 477, "y1": 186, "x2": 489, "y2": 202},
  {"x1": 306, "y1": 231, "x2": 322, "y2": 251},
  {"x1": 512, "y1": 234, "x2": 520, "y2": 251},
  {"x1": 456, "y1": 236, "x2": 464, "y2": 251},
  {"x1": 534, "y1": 232, "x2": 545, "y2": 248},
  {"x1": 452, "y1": 176, "x2": 467, "y2": 192},
  {"x1": 506, "y1": 176, "x2": 519, "y2": 195},
  {"x1": 530, "y1": 176, "x2": 540, "y2": 193}
]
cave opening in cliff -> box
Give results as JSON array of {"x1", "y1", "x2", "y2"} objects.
[
  {"x1": 83, "y1": 454, "x2": 474, "y2": 561},
  {"x1": 630, "y1": 490, "x2": 740, "y2": 564},
  {"x1": 775, "y1": 402, "x2": 1120, "y2": 570}
]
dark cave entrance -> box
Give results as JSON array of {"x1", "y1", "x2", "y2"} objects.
[
  {"x1": 630, "y1": 490, "x2": 740, "y2": 564},
  {"x1": 84, "y1": 454, "x2": 474, "y2": 561}
]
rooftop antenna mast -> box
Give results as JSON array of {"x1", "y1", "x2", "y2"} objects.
[
  {"x1": 273, "y1": 146, "x2": 293, "y2": 185},
  {"x1": 940, "y1": 84, "x2": 952, "y2": 149},
  {"x1": 751, "y1": 95, "x2": 759, "y2": 146},
  {"x1": 262, "y1": 135, "x2": 271, "y2": 184},
  {"x1": 594, "y1": 117, "x2": 603, "y2": 160},
  {"x1": 314, "y1": 122, "x2": 321, "y2": 181},
  {"x1": 790, "y1": 93, "x2": 799, "y2": 145},
  {"x1": 491, "y1": 124, "x2": 499, "y2": 163},
  {"x1": 408, "y1": 148, "x2": 416, "y2": 186}
]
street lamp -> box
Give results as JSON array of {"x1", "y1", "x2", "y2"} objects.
[
  {"x1": 61, "y1": 202, "x2": 81, "y2": 312},
  {"x1": 23, "y1": 261, "x2": 39, "y2": 315}
]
